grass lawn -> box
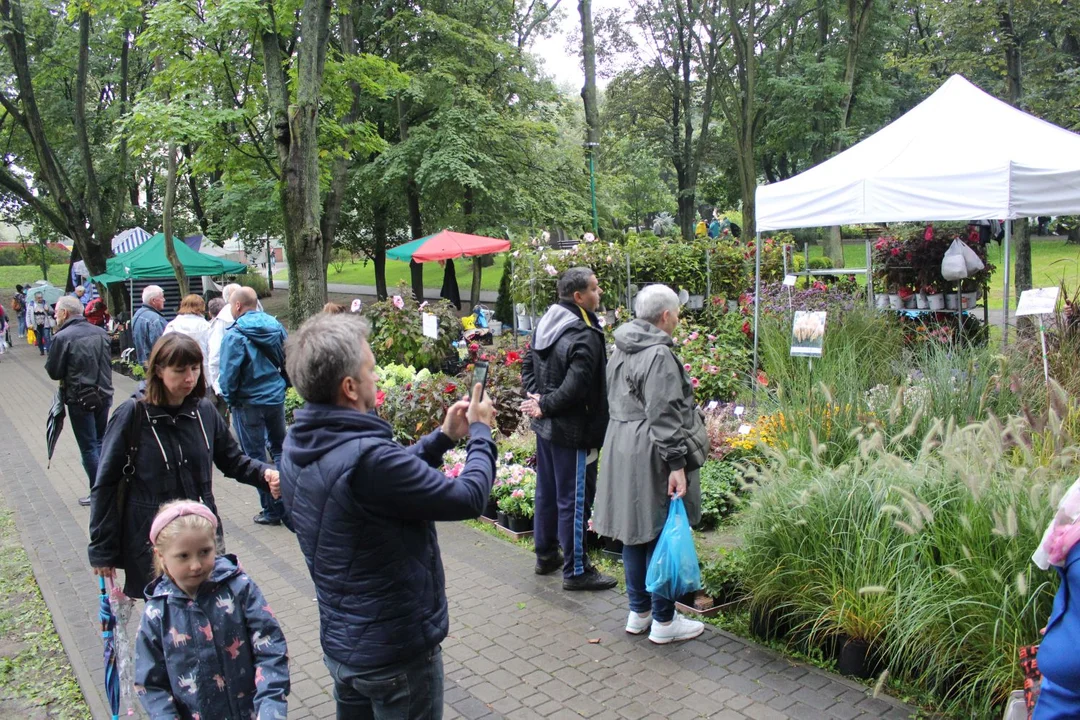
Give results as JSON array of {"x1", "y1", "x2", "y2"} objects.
[
  {"x1": 0, "y1": 265, "x2": 69, "y2": 292},
  {"x1": 279, "y1": 255, "x2": 508, "y2": 292},
  {"x1": 807, "y1": 236, "x2": 1080, "y2": 310}
]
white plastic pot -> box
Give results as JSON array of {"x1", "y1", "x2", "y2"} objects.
[
  {"x1": 888, "y1": 294, "x2": 904, "y2": 310},
  {"x1": 927, "y1": 294, "x2": 945, "y2": 311}
]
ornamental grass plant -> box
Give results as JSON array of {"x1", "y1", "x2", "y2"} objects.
[{"x1": 739, "y1": 408, "x2": 1080, "y2": 719}]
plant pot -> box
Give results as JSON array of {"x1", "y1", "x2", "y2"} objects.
[
  {"x1": 874, "y1": 294, "x2": 889, "y2": 310},
  {"x1": 927, "y1": 293, "x2": 945, "y2": 311},
  {"x1": 687, "y1": 294, "x2": 705, "y2": 310},
  {"x1": 516, "y1": 314, "x2": 531, "y2": 332},
  {"x1": 945, "y1": 293, "x2": 959, "y2": 310},
  {"x1": 750, "y1": 605, "x2": 789, "y2": 642},
  {"x1": 902, "y1": 296, "x2": 916, "y2": 309},
  {"x1": 602, "y1": 536, "x2": 623, "y2": 559},
  {"x1": 507, "y1": 514, "x2": 532, "y2": 533},
  {"x1": 497, "y1": 510, "x2": 510, "y2": 527},
  {"x1": 961, "y1": 291, "x2": 978, "y2": 309},
  {"x1": 837, "y1": 637, "x2": 883, "y2": 680},
  {"x1": 489, "y1": 320, "x2": 503, "y2": 336},
  {"x1": 916, "y1": 292, "x2": 929, "y2": 310},
  {"x1": 888, "y1": 294, "x2": 903, "y2": 310},
  {"x1": 481, "y1": 498, "x2": 498, "y2": 520}
]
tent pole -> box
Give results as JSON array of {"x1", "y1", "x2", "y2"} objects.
[
  {"x1": 1002, "y1": 221, "x2": 1011, "y2": 349},
  {"x1": 866, "y1": 237, "x2": 873, "y2": 309},
  {"x1": 752, "y1": 232, "x2": 762, "y2": 402}
]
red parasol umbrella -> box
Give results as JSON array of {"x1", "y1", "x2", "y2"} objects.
[{"x1": 386, "y1": 230, "x2": 510, "y2": 263}]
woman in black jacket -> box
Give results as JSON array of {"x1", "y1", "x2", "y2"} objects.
[{"x1": 88, "y1": 334, "x2": 280, "y2": 599}]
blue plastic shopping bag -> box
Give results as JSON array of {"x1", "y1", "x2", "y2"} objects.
[{"x1": 645, "y1": 497, "x2": 702, "y2": 600}]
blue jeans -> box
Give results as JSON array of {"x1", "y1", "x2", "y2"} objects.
[
  {"x1": 17, "y1": 313, "x2": 25, "y2": 335},
  {"x1": 533, "y1": 437, "x2": 596, "y2": 579},
  {"x1": 325, "y1": 646, "x2": 443, "y2": 720},
  {"x1": 34, "y1": 325, "x2": 51, "y2": 354},
  {"x1": 232, "y1": 403, "x2": 286, "y2": 521},
  {"x1": 622, "y1": 535, "x2": 675, "y2": 623},
  {"x1": 67, "y1": 401, "x2": 111, "y2": 491}
]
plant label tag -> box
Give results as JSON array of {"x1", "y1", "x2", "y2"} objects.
[
  {"x1": 738, "y1": 424, "x2": 752, "y2": 435},
  {"x1": 1015, "y1": 287, "x2": 1059, "y2": 317},
  {"x1": 734, "y1": 405, "x2": 744, "y2": 416},
  {"x1": 706, "y1": 400, "x2": 719, "y2": 411},
  {"x1": 422, "y1": 312, "x2": 439, "y2": 339},
  {"x1": 783, "y1": 274, "x2": 797, "y2": 287}
]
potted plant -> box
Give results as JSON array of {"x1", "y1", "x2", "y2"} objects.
[
  {"x1": 898, "y1": 285, "x2": 916, "y2": 309},
  {"x1": 924, "y1": 283, "x2": 945, "y2": 311},
  {"x1": 497, "y1": 477, "x2": 534, "y2": 533}
]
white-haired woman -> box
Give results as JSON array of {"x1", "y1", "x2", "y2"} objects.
[{"x1": 593, "y1": 284, "x2": 709, "y2": 644}]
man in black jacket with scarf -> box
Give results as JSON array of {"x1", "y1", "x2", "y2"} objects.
[{"x1": 521, "y1": 266, "x2": 616, "y2": 591}]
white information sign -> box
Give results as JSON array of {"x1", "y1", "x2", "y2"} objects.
[
  {"x1": 422, "y1": 312, "x2": 439, "y2": 339},
  {"x1": 790, "y1": 311, "x2": 827, "y2": 358},
  {"x1": 783, "y1": 274, "x2": 797, "y2": 287},
  {"x1": 1015, "y1": 287, "x2": 1060, "y2": 317}
]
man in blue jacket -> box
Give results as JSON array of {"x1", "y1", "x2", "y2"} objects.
[
  {"x1": 218, "y1": 287, "x2": 290, "y2": 526},
  {"x1": 280, "y1": 312, "x2": 496, "y2": 719},
  {"x1": 130, "y1": 285, "x2": 168, "y2": 367}
]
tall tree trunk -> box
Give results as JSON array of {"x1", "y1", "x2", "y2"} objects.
[
  {"x1": 397, "y1": 94, "x2": 425, "y2": 301},
  {"x1": 465, "y1": 186, "x2": 482, "y2": 308},
  {"x1": 580, "y1": 0, "x2": 600, "y2": 234},
  {"x1": 261, "y1": 0, "x2": 334, "y2": 326},
  {"x1": 162, "y1": 144, "x2": 189, "y2": 297},
  {"x1": 1000, "y1": 5, "x2": 1031, "y2": 312},
  {"x1": 266, "y1": 236, "x2": 275, "y2": 291},
  {"x1": 372, "y1": 200, "x2": 388, "y2": 299},
  {"x1": 184, "y1": 146, "x2": 212, "y2": 238}
]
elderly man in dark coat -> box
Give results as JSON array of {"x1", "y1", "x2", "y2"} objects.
[{"x1": 593, "y1": 283, "x2": 709, "y2": 645}]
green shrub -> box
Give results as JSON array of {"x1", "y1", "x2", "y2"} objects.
[
  {"x1": 234, "y1": 272, "x2": 270, "y2": 298},
  {"x1": 700, "y1": 547, "x2": 748, "y2": 601},
  {"x1": 367, "y1": 283, "x2": 458, "y2": 372},
  {"x1": 697, "y1": 460, "x2": 742, "y2": 529},
  {"x1": 0, "y1": 248, "x2": 24, "y2": 266},
  {"x1": 739, "y1": 415, "x2": 1078, "y2": 719},
  {"x1": 284, "y1": 387, "x2": 305, "y2": 425},
  {"x1": 494, "y1": 259, "x2": 513, "y2": 326}
]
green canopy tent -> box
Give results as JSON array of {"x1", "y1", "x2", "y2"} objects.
[
  {"x1": 92, "y1": 233, "x2": 248, "y2": 281},
  {"x1": 89, "y1": 233, "x2": 248, "y2": 314}
]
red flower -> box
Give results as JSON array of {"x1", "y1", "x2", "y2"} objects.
[
  {"x1": 924, "y1": 224, "x2": 934, "y2": 241},
  {"x1": 468, "y1": 342, "x2": 480, "y2": 353},
  {"x1": 757, "y1": 370, "x2": 769, "y2": 387},
  {"x1": 890, "y1": 247, "x2": 900, "y2": 256},
  {"x1": 741, "y1": 321, "x2": 752, "y2": 337},
  {"x1": 444, "y1": 383, "x2": 457, "y2": 395},
  {"x1": 376, "y1": 390, "x2": 386, "y2": 407},
  {"x1": 505, "y1": 351, "x2": 522, "y2": 364}
]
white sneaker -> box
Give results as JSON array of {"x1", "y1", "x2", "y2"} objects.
[
  {"x1": 626, "y1": 611, "x2": 652, "y2": 635},
  {"x1": 649, "y1": 613, "x2": 705, "y2": 644}
]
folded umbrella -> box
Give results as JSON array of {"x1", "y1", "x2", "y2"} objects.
[
  {"x1": 98, "y1": 576, "x2": 120, "y2": 720},
  {"x1": 46, "y1": 389, "x2": 65, "y2": 469}
]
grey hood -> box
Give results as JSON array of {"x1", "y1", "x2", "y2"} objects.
[
  {"x1": 533, "y1": 303, "x2": 585, "y2": 351},
  {"x1": 613, "y1": 318, "x2": 673, "y2": 354}
]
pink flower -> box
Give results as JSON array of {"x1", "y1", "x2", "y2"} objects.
[
  {"x1": 392, "y1": 295, "x2": 404, "y2": 309},
  {"x1": 419, "y1": 301, "x2": 429, "y2": 310},
  {"x1": 689, "y1": 332, "x2": 699, "y2": 341},
  {"x1": 707, "y1": 334, "x2": 716, "y2": 341},
  {"x1": 512, "y1": 489, "x2": 525, "y2": 498},
  {"x1": 683, "y1": 338, "x2": 690, "y2": 345},
  {"x1": 709, "y1": 365, "x2": 719, "y2": 374},
  {"x1": 583, "y1": 232, "x2": 596, "y2": 242},
  {"x1": 545, "y1": 264, "x2": 558, "y2": 276},
  {"x1": 691, "y1": 377, "x2": 700, "y2": 388},
  {"x1": 684, "y1": 363, "x2": 692, "y2": 372}
]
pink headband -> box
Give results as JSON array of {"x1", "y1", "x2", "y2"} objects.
[{"x1": 149, "y1": 502, "x2": 218, "y2": 545}]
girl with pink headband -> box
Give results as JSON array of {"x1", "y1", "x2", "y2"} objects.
[{"x1": 134, "y1": 500, "x2": 290, "y2": 719}]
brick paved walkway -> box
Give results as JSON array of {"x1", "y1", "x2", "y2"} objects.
[{"x1": 0, "y1": 340, "x2": 916, "y2": 720}]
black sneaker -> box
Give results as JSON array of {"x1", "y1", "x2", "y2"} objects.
[
  {"x1": 535, "y1": 552, "x2": 563, "y2": 576},
  {"x1": 253, "y1": 513, "x2": 282, "y2": 526},
  {"x1": 77, "y1": 496, "x2": 91, "y2": 507},
  {"x1": 563, "y1": 567, "x2": 618, "y2": 591}
]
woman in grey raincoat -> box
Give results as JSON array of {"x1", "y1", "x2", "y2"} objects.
[{"x1": 593, "y1": 284, "x2": 709, "y2": 645}]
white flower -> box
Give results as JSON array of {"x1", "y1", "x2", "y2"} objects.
[{"x1": 583, "y1": 232, "x2": 595, "y2": 242}]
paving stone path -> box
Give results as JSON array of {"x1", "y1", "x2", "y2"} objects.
[{"x1": 0, "y1": 340, "x2": 916, "y2": 720}]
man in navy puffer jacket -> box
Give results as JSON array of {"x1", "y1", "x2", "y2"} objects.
[{"x1": 280, "y1": 312, "x2": 495, "y2": 719}]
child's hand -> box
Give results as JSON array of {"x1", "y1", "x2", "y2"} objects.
[{"x1": 265, "y1": 469, "x2": 281, "y2": 499}]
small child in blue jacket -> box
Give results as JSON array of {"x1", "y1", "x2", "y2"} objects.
[{"x1": 135, "y1": 500, "x2": 290, "y2": 719}]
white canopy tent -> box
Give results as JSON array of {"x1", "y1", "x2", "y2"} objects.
[{"x1": 752, "y1": 74, "x2": 1080, "y2": 377}]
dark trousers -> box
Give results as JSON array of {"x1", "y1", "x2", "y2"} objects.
[
  {"x1": 622, "y1": 535, "x2": 675, "y2": 623},
  {"x1": 34, "y1": 325, "x2": 51, "y2": 354},
  {"x1": 325, "y1": 646, "x2": 443, "y2": 720},
  {"x1": 534, "y1": 436, "x2": 596, "y2": 579},
  {"x1": 232, "y1": 403, "x2": 287, "y2": 521},
  {"x1": 67, "y1": 402, "x2": 111, "y2": 491}
]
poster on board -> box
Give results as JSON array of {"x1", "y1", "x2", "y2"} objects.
[{"x1": 790, "y1": 311, "x2": 826, "y2": 357}]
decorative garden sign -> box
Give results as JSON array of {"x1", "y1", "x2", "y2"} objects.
[{"x1": 790, "y1": 311, "x2": 826, "y2": 357}]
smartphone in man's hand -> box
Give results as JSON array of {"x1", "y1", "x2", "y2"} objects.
[{"x1": 472, "y1": 360, "x2": 490, "y2": 397}]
